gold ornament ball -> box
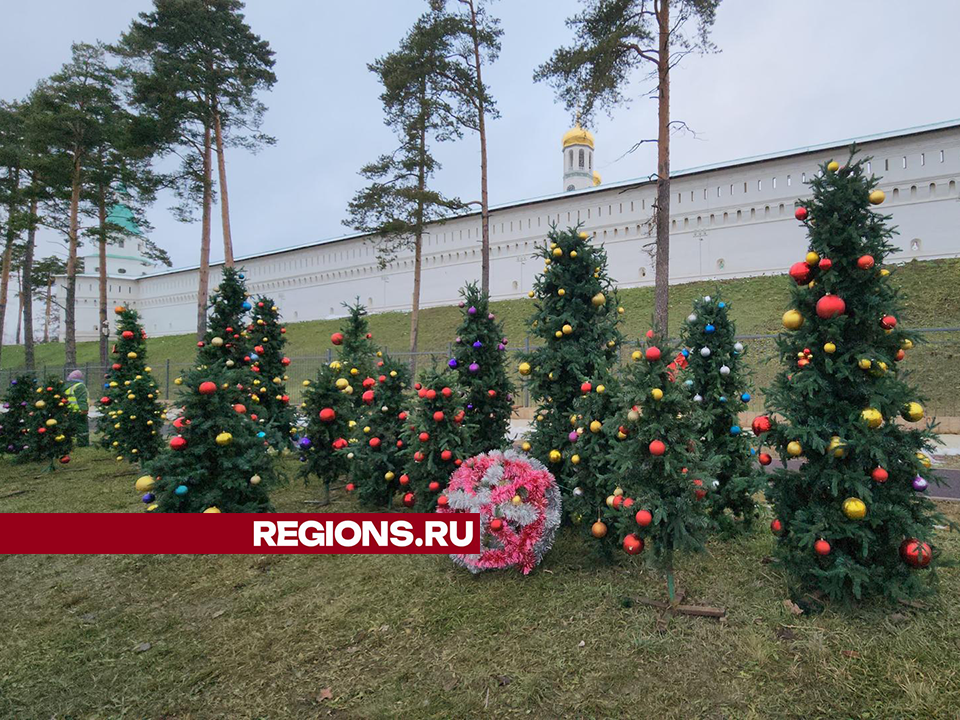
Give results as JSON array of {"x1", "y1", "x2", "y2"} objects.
[
  {"x1": 549, "y1": 449, "x2": 562, "y2": 463},
  {"x1": 554, "y1": 330, "x2": 563, "y2": 338},
  {"x1": 558, "y1": 288, "x2": 566, "y2": 296},
  {"x1": 591, "y1": 521, "x2": 608, "y2": 538},
  {"x1": 617, "y1": 306, "x2": 624, "y2": 315},
  {"x1": 805, "y1": 251, "x2": 820, "y2": 266},
  {"x1": 861, "y1": 408, "x2": 883, "y2": 429},
  {"x1": 511, "y1": 494, "x2": 522, "y2": 506},
  {"x1": 579, "y1": 231, "x2": 589, "y2": 240},
  {"x1": 521, "y1": 441, "x2": 531, "y2": 452},
  {"x1": 782, "y1": 309, "x2": 804, "y2": 330},
  {"x1": 127, "y1": 352, "x2": 137, "y2": 359},
  {"x1": 827, "y1": 160, "x2": 840, "y2": 172},
  {"x1": 627, "y1": 409, "x2": 640, "y2": 422},
  {"x1": 211, "y1": 336, "x2": 224, "y2": 347},
  {"x1": 571, "y1": 454, "x2": 581, "y2": 465},
  {"x1": 902, "y1": 402, "x2": 924, "y2": 422},
  {"x1": 787, "y1": 441, "x2": 803, "y2": 457},
  {"x1": 35, "y1": 400, "x2": 46, "y2": 409},
  {"x1": 518, "y1": 362, "x2": 531, "y2": 376},
  {"x1": 917, "y1": 452, "x2": 932, "y2": 469},
  {"x1": 589, "y1": 420, "x2": 602, "y2": 433},
  {"x1": 591, "y1": 292, "x2": 606, "y2": 307},
  {"x1": 135, "y1": 475, "x2": 155, "y2": 493},
  {"x1": 570, "y1": 250, "x2": 578, "y2": 258},
  {"x1": 562, "y1": 324, "x2": 573, "y2": 335},
  {"x1": 651, "y1": 388, "x2": 663, "y2": 401},
  {"x1": 823, "y1": 342, "x2": 836, "y2": 354},
  {"x1": 45, "y1": 418, "x2": 57, "y2": 427},
  {"x1": 842, "y1": 497, "x2": 867, "y2": 520},
  {"x1": 869, "y1": 189, "x2": 886, "y2": 205},
  {"x1": 203, "y1": 507, "x2": 222, "y2": 514},
  {"x1": 605, "y1": 495, "x2": 615, "y2": 509},
  {"x1": 596, "y1": 384, "x2": 605, "y2": 394},
  {"x1": 829, "y1": 435, "x2": 847, "y2": 458},
  {"x1": 552, "y1": 247, "x2": 563, "y2": 257},
  {"x1": 216, "y1": 432, "x2": 234, "y2": 446},
  {"x1": 858, "y1": 358, "x2": 872, "y2": 370},
  {"x1": 385, "y1": 471, "x2": 395, "y2": 481}
]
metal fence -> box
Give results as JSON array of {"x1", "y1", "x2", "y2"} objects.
[{"x1": 3, "y1": 328, "x2": 959, "y2": 417}]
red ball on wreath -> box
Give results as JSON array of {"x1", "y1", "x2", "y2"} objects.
[
  {"x1": 233, "y1": 403, "x2": 247, "y2": 414},
  {"x1": 426, "y1": 389, "x2": 437, "y2": 400},
  {"x1": 635, "y1": 509, "x2": 653, "y2": 527},
  {"x1": 816, "y1": 294, "x2": 846, "y2": 319},
  {"x1": 789, "y1": 261, "x2": 811, "y2": 285},
  {"x1": 692, "y1": 478, "x2": 706, "y2": 500},
  {"x1": 623, "y1": 534, "x2": 644, "y2": 555},
  {"x1": 363, "y1": 377, "x2": 376, "y2": 389},
  {"x1": 794, "y1": 206, "x2": 808, "y2": 221},
  {"x1": 900, "y1": 538, "x2": 932, "y2": 568},
  {"x1": 814, "y1": 539, "x2": 831, "y2": 556},
  {"x1": 419, "y1": 431, "x2": 430, "y2": 442},
  {"x1": 198, "y1": 381, "x2": 217, "y2": 395},
  {"x1": 112, "y1": 363, "x2": 121, "y2": 371},
  {"x1": 441, "y1": 387, "x2": 452, "y2": 398},
  {"x1": 488, "y1": 389, "x2": 497, "y2": 397},
  {"x1": 645, "y1": 346, "x2": 661, "y2": 362},
  {"x1": 648, "y1": 439, "x2": 666, "y2": 456},
  {"x1": 170, "y1": 436, "x2": 188, "y2": 451},
  {"x1": 403, "y1": 492, "x2": 415, "y2": 508},
  {"x1": 281, "y1": 357, "x2": 291, "y2": 366},
  {"x1": 330, "y1": 332, "x2": 344, "y2": 346},
  {"x1": 398, "y1": 411, "x2": 408, "y2": 421}
]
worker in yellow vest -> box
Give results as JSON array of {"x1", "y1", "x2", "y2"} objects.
[{"x1": 65, "y1": 369, "x2": 90, "y2": 447}]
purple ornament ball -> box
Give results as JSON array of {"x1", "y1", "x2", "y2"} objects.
[
  {"x1": 299, "y1": 437, "x2": 312, "y2": 449},
  {"x1": 497, "y1": 343, "x2": 505, "y2": 351},
  {"x1": 488, "y1": 313, "x2": 495, "y2": 320},
  {"x1": 568, "y1": 431, "x2": 578, "y2": 442},
  {"x1": 458, "y1": 301, "x2": 465, "y2": 308},
  {"x1": 455, "y1": 336, "x2": 462, "y2": 344},
  {"x1": 472, "y1": 340, "x2": 482, "y2": 348},
  {"x1": 468, "y1": 362, "x2": 480, "y2": 373},
  {"x1": 448, "y1": 358, "x2": 458, "y2": 369},
  {"x1": 913, "y1": 475, "x2": 929, "y2": 492},
  {"x1": 468, "y1": 306, "x2": 477, "y2": 315},
  {"x1": 466, "y1": 403, "x2": 474, "y2": 410}
]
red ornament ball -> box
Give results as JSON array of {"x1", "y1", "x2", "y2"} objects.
[
  {"x1": 758, "y1": 452, "x2": 772, "y2": 466},
  {"x1": 428, "y1": 481, "x2": 440, "y2": 492},
  {"x1": 770, "y1": 519, "x2": 783, "y2": 535},
  {"x1": 751, "y1": 415, "x2": 772, "y2": 435},
  {"x1": 319, "y1": 407, "x2": 336, "y2": 422},
  {"x1": 198, "y1": 381, "x2": 217, "y2": 395},
  {"x1": 363, "y1": 377, "x2": 376, "y2": 389},
  {"x1": 794, "y1": 206, "x2": 808, "y2": 221},
  {"x1": 426, "y1": 389, "x2": 437, "y2": 400},
  {"x1": 441, "y1": 387, "x2": 452, "y2": 398},
  {"x1": 881, "y1": 315, "x2": 897, "y2": 329},
  {"x1": 399, "y1": 474, "x2": 410, "y2": 486},
  {"x1": 398, "y1": 411, "x2": 408, "y2": 421},
  {"x1": 789, "y1": 261, "x2": 811, "y2": 284},
  {"x1": 488, "y1": 389, "x2": 497, "y2": 397},
  {"x1": 362, "y1": 390, "x2": 375, "y2": 405},
  {"x1": 365, "y1": 333, "x2": 372, "y2": 339},
  {"x1": 112, "y1": 363, "x2": 121, "y2": 371},
  {"x1": 122, "y1": 330, "x2": 135, "y2": 340},
  {"x1": 441, "y1": 450, "x2": 453, "y2": 461},
  {"x1": 818, "y1": 257, "x2": 833, "y2": 271},
  {"x1": 433, "y1": 411, "x2": 445, "y2": 422},
  {"x1": 814, "y1": 539, "x2": 831, "y2": 556},
  {"x1": 623, "y1": 534, "x2": 644, "y2": 555},
  {"x1": 419, "y1": 432, "x2": 430, "y2": 442},
  {"x1": 635, "y1": 509, "x2": 653, "y2": 527},
  {"x1": 490, "y1": 518, "x2": 503, "y2": 532},
  {"x1": 692, "y1": 478, "x2": 706, "y2": 500},
  {"x1": 170, "y1": 436, "x2": 188, "y2": 451},
  {"x1": 345, "y1": 483, "x2": 355, "y2": 493},
  {"x1": 816, "y1": 294, "x2": 846, "y2": 319},
  {"x1": 580, "y1": 382, "x2": 592, "y2": 394},
  {"x1": 437, "y1": 495, "x2": 449, "y2": 508},
  {"x1": 403, "y1": 492, "x2": 415, "y2": 508},
  {"x1": 645, "y1": 346, "x2": 662, "y2": 362},
  {"x1": 330, "y1": 332, "x2": 344, "y2": 346},
  {"x1": 59, "y1": 455, "x2": 71, "y2": 464},
  {"x1": 233, "y1": 403, "x2": 247, "y2": 414},
  {"x1": 900, "y1": 538, "x2": 932, "y2": 568},
  {"x1": 281, "y1": 357, "x2": 291, "y2": 366},
  {"x1": 648, "y1": 439, "x2": 666, "y2": 456},
  {"x1": 368, "y1": 437, "x2": 381, "y2": 449},
  {"x1": 100, "y1": 396, "x2": 111, "y2": 405},
  {"x1": 871, "y1": 467, "x2": 889, "y2": 483},
  {"x1": 857, "y1": 254, "x2": 875, "y2": 270}
]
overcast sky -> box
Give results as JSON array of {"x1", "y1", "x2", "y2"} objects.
[{"x1": 2, "y1": 0, "x2": 960, "y2": 273}]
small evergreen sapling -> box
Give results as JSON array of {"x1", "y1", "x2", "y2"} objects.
[
  {"x1": 298, "y1": 361, "x2": 355, "y2": 504},
  {"x1": 22, "y1": 377, "x2": 76, "y2": 469},
  {"x1": 247, "y1": 296, "x2": 296, "y2": 446},
  {"x1": 450, "y1": 282, "x2": 514, "y2": 456},
  {"x1": 1, "y1": 375, "x2": 38, "y2": 456},
  {"x1": 680, "y1": 295, "x2": 761, "y2": 530},
  {"x1": 333, "y1": 300, "x2": 379, "y2": 384}
]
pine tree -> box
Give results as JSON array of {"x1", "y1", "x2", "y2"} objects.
[
  {"x1": 142, "y1": 361, "x2": 278, "y2": 513},
  {"x1": 762, "y1": 154, "x2": 946, "y2": 602},
  {"x1": 517, "y1": 226, "x2": 623, "y2": 490},
  {"x1": 399, "y1": 367, "x2": 469, "y2": 512},
  {"x1": 563, "y1": 372, "x2": 624, "y2": 554},
  {"x1": 605, "y1": 332, "x2": 711, "y2": 602},
  {"x1": 333, "y1": 300, "x2": 378, "y2": 384},
  {"x1": 98, "y1": 306, "x2": 165, "y2": 464},
  {"x1": 198, "y1": 266, "x2": 253, "y2": 370},
  {"x1": 344, "y1": 354, "x2": 411, "y2": 507},
  {"x1": 21, "y1": 376, "x2": 76, "y2": 469},
  {"x1": 298, "y1": 361, "x2": 355, "y2": 503},
  {"x1": 450, "y1": 282, "x2": 514, "y2": 456},
  {"x1": 247, "y1": 296, "x2": 295, "y2": 447},
  {"x1": 1, "y1": 374, "x2": 37, "y2": 456},
  {"x1": 680, "y1": 294, "x2": 761, "y2": 530}
]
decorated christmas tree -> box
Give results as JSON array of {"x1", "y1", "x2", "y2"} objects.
[
  {"x1": 762, "y1": 154, "x2": 946, "y2": 602},
  {"x1": 1, "y1": 374, "x2": 38, "y2": 456},
  {"x1": 517, "y1": 226, "x2": 623, "y2": 488},
  {"x1": 604, "y1": 332, "x2": 711, "y2": 602},
  {"x1": 197, "y1": 266, "x2": 252, "y2": 371},
  {"x1": 98, "y1": 306, "x2": 165, "y2": 465},
  {"x1": 449, "y1": 282, "x2": 514, "y2": 456},
  {"x1": 332, "y1": 300, "x2": 378, "y2": 384},
  {"x1": 562, "y1": 372, "x2": 624, "y2": 554},
  {"x1": 399, "y1": 367, "x2": 469, "y2": 512},
  {"x1": 680, "y1": 295, "x2": 761, "y2": 530},
  {"x1": 298, "y1": 361, "x2": 356, "y2": 504},
  {"x1": 140, "y1": 361, "x2": 279, "y2": 513},
  {"x1": 21, "y1": 377, "x2": 76, "y2": 469},
  {"x1": 247, "y1": 296, "x2": 296, "y2": 447},
  {"x1": 343, "y1": 354, "x2": 411, "y2": 507}
]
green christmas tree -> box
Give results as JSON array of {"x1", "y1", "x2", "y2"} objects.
[
  {"x1": 343, "y1": 354, "x2": 411, "y2": 507},
  {"x1": 680, "y1": 295, "x2": 761, "y2": 531},
  {"x1": 762, "y1": 154, "x2": 947, "y2": 602},
  {"x1": 450, "y1": 282, "x2": 514, "y2": 456},
  {"x1": 142, "y1": 361, "x2": 279, "y2": 513},
  {"x1": 98, "y1": 306, "x2": 165, "y2": 465},
  {"x1": 399, "y1": 367, "x2": 469, "y2": 512},
  {"x1": 564, "y1": 372, "x2": 624, "y2": 554},
  {"x1": 21, "y1": 377, "x2": 76, "y2": 469},
  {"x1": 298, "y1": 361, "x2": 356, "y2": 504},
  {"x1": 605, "y1": 332, "x2": 711, "y2": 602},
  {"x1": 517, "y1": 226, "x2": 623, "y2": 489},
  {"x1": 247, "y1": 296, "x2": 296, "y2": 447},
  {"x1": 1, "y1": 374, "x2": 38, "y2": 456},
  {"x1": 198, "y1": 267, "x2": 253, "y2": 371},
  {"x1": 332, "y1": 300, "x2": 378, "y2": 384}
]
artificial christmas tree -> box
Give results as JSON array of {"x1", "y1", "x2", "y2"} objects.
[
  {"x1": 604, "y1": 332, "x2": 711, "y2": 602},
  {"x1": 763, "y1": 154, "x2": 947, "y2": 602},
  {"x1": 680, "y1": 295, "x2": 761, "y2": 531},
  {"x1": 343, "y1": 354, "x2": 410, "y2": 507},
  {"x1": 450, "y1": 282, "x2": 514, "y2": 456},
  {"x1": 518, "y1": 226, "x2": 623, "y2": 488},
  {"x1": 21, "y1": 377, "x2": 76, "y2": 469},
  {"x1": 141, "y1": 361, "x2": 279, "y2": 512},
  {"x1": 247, "y1": 296, "x2": 296, "y2": 447},
  {"x1": 399, "y1": 367, "x2": 469, "y2": 512},
  {"x1": 333, "y1": 300, "x2": 378, "y2": 384},
  {"x1": 197, "y1": 267, "x2": 253, "y2": 370},
  {"x1": 298, "y1": 361, "x2": 356, "y2": 504},
  {"x1": 98, "y1": 306, "x2": 165, "y2": 465},
  {"x1": 1, "y1": 375, "x2": 38, "y2": 456}
]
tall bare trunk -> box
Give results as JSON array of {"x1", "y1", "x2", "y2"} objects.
[
  {"x1": 409, "y1": 233, "x2": 422, "y2": 377},
  {"x1": 15, "y1": 270, "x2": 22, "y2": 345},
  {"x1": 653, "y1": 0, "x2": 671, "y2": 335},
  {"x1": 65, "y1": 156, "x2": 82, "y2": 368},
  {"x1": 23, "y1": 195, "x2": 36, "y2": 370},
  {"x1": 467, "y1": 0, "x2": 491, "y2": 296},
  {"x1": 0, "y1": 162, "x2": 19, "y2": 368},
  {"x1": 214, "y1": 110, "x2": 234, "y2": 267},
  {"x1": 98, "y1": 183, "x2": 110, "y2": 367},
  {"x1": 196, "y1": 118, "x2": 214, "y2": 339},
  {"x1": 43, "y1": 277, "x2": 52, "y2": 343}
]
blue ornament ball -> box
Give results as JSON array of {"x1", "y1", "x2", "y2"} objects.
[
  {"x1": 718, "y1": 301, "x2": 726, "y2": 308},
  {"x1": 174, "y1": 484, "x2": 188, "y2": 496},
  {"x1": 719, "y1": 396, "x2": 727, "y2": 403},
  {"x1": 257, "y1": 431, "x2": 266, "y2": 438},
  {"x1": 142, "y1": 493, "x2": 155, "y2": 503},
  {"x1": 472, "y1": 340, "x2": 482, "y2": 349},
  {"x1": 299, "y1": 437, "x2": 312, "y2": 449},
  {"x1": 730, "y1": 425, "x2": 741, "y2": 435},
  {"x1": 448, "y1": 358, "x2": 458, "y2": 369},
  {"x1": 242, "y1": 301, "x2": 252, "y2": 310},
  {"x1": 741, "y1": 392, "x2": 751, "y2": 402},
  {"x1": 684, "y1": 379, "x2": 694, "y2": 387},
  {"x1": 681, "y1": 348, "x2": 690, "y2": 358},
  {"x1": 705, "y1": 324, "x2": 716, "y2": 334},
  {"x1": 238, "y1": 273, "x2": 245, "y2": 279},
  {"x1": 250, "y1": 353, "x2": 259, "y2": 361}
]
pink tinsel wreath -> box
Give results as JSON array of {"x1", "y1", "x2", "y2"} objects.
[{"x1": 437, "y1": 450, "x2": 561, "y2": 574}]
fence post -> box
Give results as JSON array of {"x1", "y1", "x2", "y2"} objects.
[{"x1": 165, "y1": 359, "x2": 171, "y2": 400}]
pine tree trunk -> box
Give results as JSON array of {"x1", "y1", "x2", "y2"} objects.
[
  {"x1": 214, "y1": 110, "x2": 234, "y2": 268},
  {"x1": 43, "y1": 277, "x2": 52, "y2": 343},
  {"x1": 65, "y1": 156, "x2": 82, "y2": 369},
  {"x1": 15, "y1": 270, "x2": 22, "y2": 345},
  {"x1": 23, "y1": 196, "x2": 36, "y2": 370},
  {"x1": 0, "y1": 162, "x2": 20, "y2": 368},
  {"x1": 98, "y1": 185, "x2": 109, "y2": 368},
  {"x1": 653, "y1": 0, "x2": 671, "y2": 336},
  {"x1": 409, "y1": 233, "x2": 422, "y2": 377},
  {"x1": 196, "y1": 118, "x2": 214, "y2": 339},
  {"x1": 468, "y1": 0, "x2": 491, "y2": 296}
]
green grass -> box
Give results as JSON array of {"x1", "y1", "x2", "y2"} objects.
[
  {"x1": 2, "y1": 449, "x2": 960, "y2": 718},
  {"x1": 3, "y1": 258, "x2": 960, "y2": 412}
]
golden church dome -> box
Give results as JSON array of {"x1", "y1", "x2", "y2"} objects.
[
  {"x1": 592, "y1": 171, "x2": 602, "y2": 186},
  {"x1": 562, "y1": 124, "x2": 595, "y2": 149}
]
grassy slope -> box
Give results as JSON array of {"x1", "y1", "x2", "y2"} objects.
[
  {"x1": 2, "y1": 448, "x2": 960, "y2": 718},
  {"x1": 3, "y1": 258, "x2": 959, "y2": 411}
]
